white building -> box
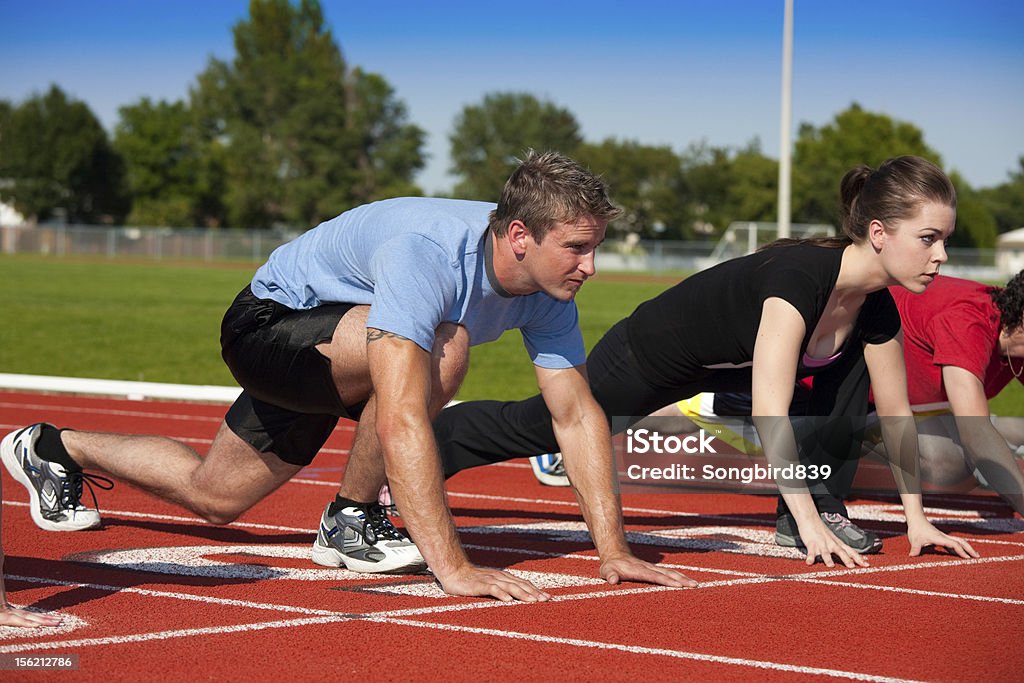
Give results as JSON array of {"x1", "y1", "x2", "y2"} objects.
[
  {"x1": 996, "y1": 227, "x2": 1024, "y2": 279},
  {"x1": 0, "y1": 200, "x2": 25, "y2": 226}
]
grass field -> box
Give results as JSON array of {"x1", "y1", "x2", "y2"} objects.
[
  {"x1": 0, "y1": 254, "x2": 668, "y2": 401},
  {"x1": 3, "y1": 253, "x2": 1023, "y2": 413}
]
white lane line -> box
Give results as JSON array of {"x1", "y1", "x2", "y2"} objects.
[
  {"x1": 11, "y1": 551, "x2": 1022, "y2": 627},
  {"x1": 4, "y1": 551, "x2": 1020, "y2": 677},
  {"x1": 0, "y1": 403, "x2": 223, "y2": 423},
  {"x1": 0, "y1": 607, "x2": 926, "y2": 683},
  {"x1": 461, "y1": 543, "x2": 766, "y2": 578},
  {"x1": 4, "y1": 574, "x2": 343, "y2": 616},
  {"x1": 361, "y1": 616, "x2": 924, "y2": 683},
  {"x1": 795, "y1": 552, "x2": 1024, "y2": 580},
  {"x1": 34, "y1": 544, "x2": 1024, "y2": 612},
  {"x1": 0, "y1": 575, "x2": 924, "y2": 683},
  {"x1": 794, "y1": 577, "x2": 1024, "y2": 605},
  {"x1": 0, "y1": 616, "x2": 348, "y2": 654},
  {"x1": 2, "y1": 500, "x2": 314, "y2": 534},
  {"x1": 0, "y1": 401, "x2": 360, "y2": 432},
  {"x1": 964, "y1": 537, "x2": 1024, "y2": 548}
]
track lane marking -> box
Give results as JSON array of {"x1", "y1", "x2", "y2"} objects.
[
  {"x1": 3, "y1": 574, "x2": 343, "y2": 616},
  {"x1": 793, "y1": 576, "x2": 1024, "y2": 605},
  {"x1": 0, "y1": 575, "x2": 926, "y2": 683},
  {"x1": 3, "y1": 544, "x2": 1020, "y2": 676},
  {"x1": 362, "y1": 616, "x2": 926, "y2": 683}
]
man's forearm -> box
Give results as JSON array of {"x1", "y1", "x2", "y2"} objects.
[
  {"x1": 555, "y1": 418, "x2": 632, "y2": 559},
  {"x1": 958, "y1": 418, "x2": 1024, "y2": 514},
  {"x1": 378, "y1": 414, "x2": 470, "y2": 579}
]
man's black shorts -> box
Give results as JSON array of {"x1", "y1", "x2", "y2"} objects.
[{"x1": 220, "y1": 285, "x2": 366, "y2": 466}]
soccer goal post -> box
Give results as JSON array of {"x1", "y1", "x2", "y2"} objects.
[{"x1": 699, "y1": 221, "x2": 836, "y2": 267}]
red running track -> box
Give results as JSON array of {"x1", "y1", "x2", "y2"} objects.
[{"x1": 1, "y1": 390, "x2": 1023, "y2": 681}]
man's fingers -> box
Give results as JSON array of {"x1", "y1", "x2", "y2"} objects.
[
  {"x1": 641, "y1": 566, "x2": 696, "y2": 588},
  {"x1": 0, "y1": 609, "x2": 61, "y2": 628},
  {"x1": 601, "y1": 559, "x2": 697, "y2": 588},
  {"x1": 491, "y1": 571, "x2": 550, "y2": 602},
  {"x1": 950, "y1": 536, "x2": 979, "y2": 559},
  {"x1": 489, "y1": 587, "x2": 515, "y2": 602},
  {"x1": 26, "y1": 611, "x2": 62, "y2": 626},
  {"x1": 440, "y1": 567, "x2": 552, "y2": 602},
  {"x1": 656, "y1": 568, "x2": 697, "y2": 588}
]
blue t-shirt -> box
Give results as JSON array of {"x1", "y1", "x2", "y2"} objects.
[{"x1": 250, "y1": 197, "x2": 584, "y2": 369}]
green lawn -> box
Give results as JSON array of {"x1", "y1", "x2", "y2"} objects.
[
  {"x1": 0, "y1": 255, "x2": 669, "y2": 401},
  {"x1": 2, "y1": 253, "x2": 1022, "y2": 414}
]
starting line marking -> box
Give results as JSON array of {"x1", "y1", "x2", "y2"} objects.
[
  {"x1": 0, "y1": 572, "x2": 927, "y2": 683},
  {"x1": 61, "y1": 545, "x2": 606, "y2": 596},
  {"x1": 796, "y1": 576, "x2": 1024, "y2": 605},
  {"x1": 0, "y1": 593, "x2": 924, "y2": 683},
  {"x1": 363, "y1": 616, "x2": 925, "y2": 683},
  {"x1": 3, "y1": 545, "x2": 1020, "y2": 678}
]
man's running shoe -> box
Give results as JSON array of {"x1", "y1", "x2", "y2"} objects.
[
  {"x1": 530, "y1": 453, "x2": 570, "y2": 487},
  {"x1": 1, "y1": 424, "x2": 110, "y2": 531},
  {"x1": 311, "y1": 501, "x2": 425, "y2": 573},
  {"x1": 776, "y1": 512, "x2": 882, "y2": 554}
]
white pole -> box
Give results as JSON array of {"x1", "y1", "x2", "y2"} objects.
[{"x1": 778, "y1": 0, "x2": 794, "y2": 240}]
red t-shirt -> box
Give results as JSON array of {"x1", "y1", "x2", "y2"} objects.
[{"x1": 890, "y1": 276, "x2": 1021, "y2": 408}]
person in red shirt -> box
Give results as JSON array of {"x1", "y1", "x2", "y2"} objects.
[{"x1": 888, "y1": 272, "x2": 1024, "y2": 514}]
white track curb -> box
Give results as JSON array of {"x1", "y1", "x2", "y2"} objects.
[{"x1": 0, "y1": 373, "x2": 241, "y2": 403}]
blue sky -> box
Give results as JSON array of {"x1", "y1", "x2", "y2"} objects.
[{"x1": 2, "y1": 0, "x2": 1022, "y2": 194}]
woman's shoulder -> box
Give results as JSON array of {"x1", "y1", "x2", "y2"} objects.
[{"x1": 745, "y1": 242, "x2": 844, "y2": 281}]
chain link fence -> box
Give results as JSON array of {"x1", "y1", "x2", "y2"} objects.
[
  {"x1": 0, "y1": 223, "x2": 1005, "y2": 280},
  {"x1": 0, "y1": 224, "x2": 298, "y2": 264}
]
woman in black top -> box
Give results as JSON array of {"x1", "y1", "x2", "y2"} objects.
[{"x1": 435, "y1": 156, "x2": 978, "y2": 577}]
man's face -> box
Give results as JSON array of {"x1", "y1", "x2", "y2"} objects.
[{"x1": 523, "y1": 215, "x2": 607, "y2": 301}]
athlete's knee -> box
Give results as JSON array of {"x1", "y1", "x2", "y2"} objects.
[
  {"x1": 185, "y1": 472, "x2": 254, "y2": 525},
  {"x1": 192, "y1": 496, "x2": 249, "y2": 526},
  {"x1": 918, "y1": 435, "x2": 970, "y2": 486}
]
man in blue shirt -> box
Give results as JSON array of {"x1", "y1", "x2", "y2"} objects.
[{"x1": 3, "y1": 151, "x2": 693, "y2": 601}]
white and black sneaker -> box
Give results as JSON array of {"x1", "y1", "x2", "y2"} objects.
[
  {"x1": 1, "y1": 424, "x2": 111, "y2": 531},
  {"x1": 776, "y1": 512, "x2": 883, "y2": 554},
  {"x1": 311, "y1": 501, "x2": 425, "y2": 573},
  {"x1": 529, "y1": 453, "x2": 570, "y2": 487}
]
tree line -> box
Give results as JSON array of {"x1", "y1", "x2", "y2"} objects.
[{"x1": 1, "y1": 0, "x2": 1021, "y2": 248}]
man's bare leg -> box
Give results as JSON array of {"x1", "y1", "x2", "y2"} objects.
[{"x1": 63, "y1": 422, "x2": 301, "y2": 525}]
